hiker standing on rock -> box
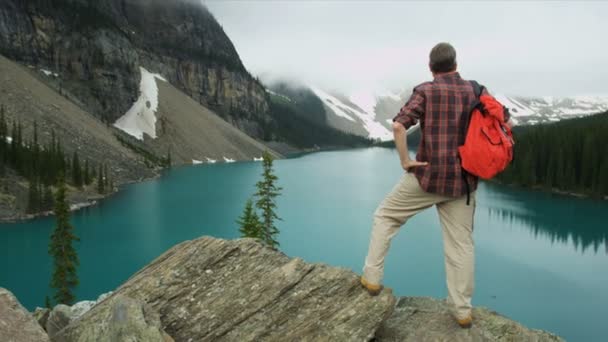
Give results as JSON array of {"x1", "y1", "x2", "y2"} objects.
[{"x1": 360, "y1": 42, "x2": 512, "y2": 329}]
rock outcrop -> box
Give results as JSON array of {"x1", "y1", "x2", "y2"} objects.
[
  {"x1": 1, "y1": 237, "x2": 565, "y2": 341},
  {"x1": 0, "y1": 288, "x2": 49, "y2": 342},
  {"x1": 54, "y1": 294, "x2": 173, "y2": 342},
  {"x1": 375, "y1": 297, "x2": 563, "y2": 342},
  {"x1": 57, "y1": 237, "x2": 396, "y2": 341}
]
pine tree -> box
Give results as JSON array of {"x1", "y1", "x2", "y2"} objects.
[
  {"x1": 103, "y1": 164, "x2": 110, "y2": 191},
  {"x1": 45, "y1": 295, "x2": 52, "y2": 309},
  {"x1": 83, "y1": 159, "x2": 91, "y2": 185},
  {"x1": 48, "y1": 173, "x2": 79, "y2": 305},
  {"x1": 254, "y1": 151, "x2": 282, "y2": 248},
  {"x1": 72, "y1": 151, "x2": 82, "y2": 188},
  {"x1": 237, "y1": 198, "x2": 262, "y2": 239},
  {"x1": 97, "y1": 164, "x2": 104, "y2": 194},
  {"x1": 27, "y1": 177, "x2": 40, "y2": 214},
  {"x1": 43, "y1": 185, "x2": 54, "y2": 211}
]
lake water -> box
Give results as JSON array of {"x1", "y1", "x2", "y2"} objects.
[{"x1": 1, "y1": 147, "x2": 607, "y2": 341}]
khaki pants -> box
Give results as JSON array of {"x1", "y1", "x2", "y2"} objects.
[{"x1": 363, "y1": 172, "x2": 476, "y2": 319}]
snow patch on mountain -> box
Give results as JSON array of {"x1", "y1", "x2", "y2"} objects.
[
  {"x1": 494, "y1": 93, "x2": 608, "y2": 125},
  {"x1": 311, "y1": 86, "x2": 392, "y2": 141},
  {"x1": 114, "y1": 67, "x2": 166, "y2": 140},
  {"x1": 310, "y1": 87, "x2": 356, "y2": 122},
  {"x1": 266, "y1": 89, "x2": 292, "y2": 102}
]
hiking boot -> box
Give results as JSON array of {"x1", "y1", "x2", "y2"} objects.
[
  {"x1": 456, "y1": 315, "x2": 473, "y2": 329},
  {"x1": 360, "y1": 276, "x2": 383, "y2": 296}
]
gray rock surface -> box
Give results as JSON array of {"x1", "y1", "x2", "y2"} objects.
[
  {"x1": 45, "y1": 304, "x2": 74, "y2": 338},
  {"x1": 53, "y1": 295, "x2": 172, "y2": 342},
  {"x1": 375, "y1": 297, "x2": 564, "y2": 342},
  {"x1": 0, "y1": 287, "x2": 49, "y2": 342},
  {"x1": 61, "y1": 237, "x2": 396, "y2": 341},
  {"x1": 32, "y1": 307, "x2": 50, "y2": 330}
]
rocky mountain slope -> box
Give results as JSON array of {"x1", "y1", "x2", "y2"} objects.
[
  {"x1": 0, "y1": 0, "x2": 269, "y2": 137},
  {"x1": 0, "y1": 54, "x2": 154, "y2": 220},
  {"x1": 269, "y1": 82, "x2": 608, "y2": 142},
  {"x1": 0, "y1": 51, "x2": 278, "y2": 221},
  {"x1": 0, "y1": 237, "x2": 563, "y2": 341}
]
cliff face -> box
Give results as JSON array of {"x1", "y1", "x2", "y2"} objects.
[{"x1": 0, "y1": 0, "x2": 269, "y2": 137}]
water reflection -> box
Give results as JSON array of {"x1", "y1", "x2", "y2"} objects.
[{"x1": 483, "y1": 183, "x2": 608, "y2": 255}]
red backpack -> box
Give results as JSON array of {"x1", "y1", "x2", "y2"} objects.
[{"x1": 459, "y1": 81, "x2": 514, "y2": 180}]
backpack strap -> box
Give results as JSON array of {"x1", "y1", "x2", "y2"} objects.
[
  {"x1": 470, "y1": 80, "x2": 483, "y2": 99},
  {"x1": 460, "y1": 80, "x2": 484, "y2": 206}
]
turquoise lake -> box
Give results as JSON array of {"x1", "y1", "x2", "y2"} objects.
[{"x1": 1, "y1": 147, "x2": 607, "y2": 341}]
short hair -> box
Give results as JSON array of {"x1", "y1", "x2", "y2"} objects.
[{"x1": 429, "y1": 42, "x2": 457, "y2": 73}]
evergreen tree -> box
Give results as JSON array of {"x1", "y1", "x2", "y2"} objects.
[
  {"x1": 72, "y1": 151, "x2": 82, "y2": 188},
  {"x1": 254, "y1": 151, "x2": 282, "y2": 248},
  {"x1": 27, "y1": 177, "x2": 40, "y2": 214},
  {"x1": 48, "y1": 173, "x2": 79, "y2": 305},
  {"x1": 237, "y1": 198, "x2": 262, "y2": 239},
  {"x1": 45, "y1": 295, "x2": 52, "y2": 309},
  {"x1": 103, "y1": 164, "x2": 109, "y2": 189},
  {"x1": 166, "y1": 150, "x2": 172, "y2": 168},
  {"x1": 43, "y1": 185, "x2": 54, "y2": 211},
  {"x1": 83, "y1": 159, "x2": 91, "y2": 185},
  {"x1": 497, "y1": 112, "x2": 608, "y2": 198},
  {"x1": 97, "y1": 164, "x2": 104, "y2": 194}
]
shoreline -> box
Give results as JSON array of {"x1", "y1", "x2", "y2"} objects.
[
  {"x1": 4, "y1": 146, "x2": 603, "y2": 224},
  {"x1": 488, "y1": 179, "x2": 608, "y2": 201}
]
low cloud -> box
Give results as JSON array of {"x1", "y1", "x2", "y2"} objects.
[{"x1": 206, "y1": 1, "x2": 608, "y2": 97}]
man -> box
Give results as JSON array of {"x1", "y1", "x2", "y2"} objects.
[{"x1": 360, "y1": 42, "x2": 510, "y2": 328}]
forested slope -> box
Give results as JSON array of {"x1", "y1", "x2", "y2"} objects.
[{"x1": 498, "y1": 112, "x2": 608, "y2": 198}]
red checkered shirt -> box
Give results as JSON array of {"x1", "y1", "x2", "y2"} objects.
[{"x1": 393, "y1": 72, "x2": 508, "y2": 197}]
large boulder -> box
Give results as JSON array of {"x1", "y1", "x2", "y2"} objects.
[
  {"x1": 45, "y1": 304, "x2": 73, "y2": 337},
  {"x1": 0, "y1": 287, "x2": 50, "y2": 342},
  {"x1": 375, "y1": 297, "x2": 564, "y2": 342},
  {"x1": 53, "y1": 294, "x2": 172, "y2": 342},
  {"x1": 59, "y1": 237, "x2": 396, "y2": 341}
]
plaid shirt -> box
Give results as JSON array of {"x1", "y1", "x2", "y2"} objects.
[{"x1": 393, "y1": 72, "x2": 508, "y2": 197}]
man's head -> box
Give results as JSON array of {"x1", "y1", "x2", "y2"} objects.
[{"x1": 429, "y1": 42, "x2": 457, "y2": 75}]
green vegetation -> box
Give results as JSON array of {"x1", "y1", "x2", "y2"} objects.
[
  {"x1": 48, "y1": 173, "x2": 80, "y2": 306},
  {"x1": 254, "y1": 151, "x2": 283, "y2": 248},
  {"x1": 115, "y1": 134, "x2": 170, "y2": 168},
  {"x1": 0, "y1": 105, "x2": 108, "y2": 213},
  {"x1": 237, "y1": 198, "x2": 262, "y2": 240},
  {"x1": 497, "y1": 112, "x2": 608, "y2": 198},
  {"x1": 264, "y1": 93, "x2": 374, "y2": 149},
  {"x1": 238, "y1": 151, "x2": 282, "y2": 248}
]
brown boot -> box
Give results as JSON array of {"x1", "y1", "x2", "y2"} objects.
[
  {"x1": 456, "y1": 315, "x2": 473, "y2": 329},
  {"x1": 360, "y1": 276, "x2": 383, "y2": 296}
]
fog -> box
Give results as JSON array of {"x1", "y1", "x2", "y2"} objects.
[{"x1": 205, "y1": 1, "x2": 608, "y2": 96}]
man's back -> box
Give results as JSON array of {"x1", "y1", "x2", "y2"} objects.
[{"x1": 394, "y1": 72, "x2": 479, "y2": 197}]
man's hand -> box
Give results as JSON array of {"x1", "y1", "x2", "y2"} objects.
[{"x1": 402, "y1": 159, "x2": 428, "y2": 172}]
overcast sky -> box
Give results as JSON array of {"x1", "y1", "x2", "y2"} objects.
[{"x1": 205, "y1": 1, "x2": 607, "y2": 97}]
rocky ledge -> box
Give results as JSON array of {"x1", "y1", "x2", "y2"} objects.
[{"x1": 0, "y1": 237, "x2": 564, "y2": 341}]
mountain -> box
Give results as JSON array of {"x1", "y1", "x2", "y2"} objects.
[
  {"x1": 493, "y1": 95, "x2": 608, "y2": 125},
  {"x1": 307, "y1": 86, "x2": 608, "y2": 139},
  {"x1": 266, "y1": 82, "x2": 406, "y2": 142},
  {"x1": 0, "y1": 0, "x2": 291, "y2": 220},
  {"x1": 0, "y1": 0, "x2": 269, "y2": 138},
  {"x1": 0, "y1": 54, "x2": 153, "y2": 219},
  {"x1": 264, "y1": 82, "x2": 373, "y2": 150}
]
